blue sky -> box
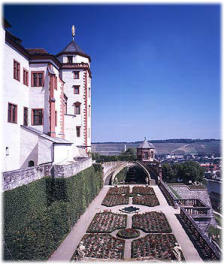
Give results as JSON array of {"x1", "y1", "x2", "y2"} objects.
[{"x1": 4, "y1": 4, "x2": 221, "y2": 142}]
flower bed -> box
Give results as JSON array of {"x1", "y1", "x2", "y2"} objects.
[
  {"x1": 87, "y1": 212, "x2": 127, "y2": 233},
  {"x1": 133, "y1": 195, "x2": 159, "y2": 207},
  {"x1": 108, "y1": 186, "x2": 130, "y2": 195},
  {"x1": 117, "y1": 228, "x2": 140, "y2": 239},
  {"x1": 102, "y1": 194, "x2": 129, "y2": 207},
  {"x1": 73, "y1": 233, "x2": 125, "y2": 260},
  {"x1": 132, "y1": 212, "x2": 172, "y2": 233},
  {"x1": 132, "y1": 186, "x2": 155, "y2": 195},
  {"x1": 132, "y1": 234, "x2": 184, "y2": 260}
]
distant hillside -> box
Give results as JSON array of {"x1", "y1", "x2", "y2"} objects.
[{"x1": 92, "y1": 139, "x2": 221, "y2": 156}]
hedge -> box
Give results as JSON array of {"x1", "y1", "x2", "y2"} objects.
[{"x1": 4, "y1": 164, "x2": 103, "y2": 260}]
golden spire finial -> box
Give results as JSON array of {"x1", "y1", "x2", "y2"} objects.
[{"x1": 72, "y1": 25, "x2": 75, "y2": 40}]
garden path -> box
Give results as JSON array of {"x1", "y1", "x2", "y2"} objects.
[{"x1": 49, "y1": 184, "x2": 202, "y2": 262}]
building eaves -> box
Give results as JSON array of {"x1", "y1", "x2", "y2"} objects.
[
  {"x1": 21, "y1": 126, "x2": 72, "y2": 144},
  {"x1": 56, "y1": 40, "x2": 91, "y2": 62}
]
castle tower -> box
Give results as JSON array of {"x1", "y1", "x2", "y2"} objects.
[
  {"x1": 57, "y1": 26, "x2": 91, "y2": 156},
  {"x1": 137, "y1": 137, "x2": 155, "y2": 162}
]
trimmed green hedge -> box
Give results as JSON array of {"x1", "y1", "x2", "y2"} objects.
[
  {"x1": 4, "y1": 164, "x2": 103, "y2": 260},
  {"x1": 4, "y1": 177, "x2": 48, "y2": 233}
]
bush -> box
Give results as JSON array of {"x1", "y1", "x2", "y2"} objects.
[
  {"x1": 4, "y1": 165, "x2": 103, "y2": 260},
  {"x1": 4, "y1": 177, "x2": 47, "y2": 233}
]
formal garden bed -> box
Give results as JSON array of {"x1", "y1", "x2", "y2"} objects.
[
  {"x1": 132, "y1": 212, "x2": 172, "y2": 233},
  {"x1": 73, "y1": 233, "x2": 125, "y2": 260},
  {"x1": 117, "y1": 228, "x2": 140, "y2": 239},
  {"x1": 133, "y1": 194, "x2": 159, "y2": 207},
  {"x1": 87, "y1": 212, "x2": 127, "y2": 233},
  {"x1": 131, "y1": 234, "x2": 184, "y2": 260},
  {"x1": 108, "y1": 186, "x2": 130, "y2": 195},
  {"x1": 132, "y1": 186, "x2": 155, "y2": 195},
  {"x1": 102, "y1": 194, "x2": 129, "y2": 207}
]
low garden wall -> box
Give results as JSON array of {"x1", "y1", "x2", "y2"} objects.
[
  {"x1": 4, "y1": 164, "x2": 103, "y2": 261},
  {"x1": 53, "y1": 157, "x2": 92, "y2": 178},
  {"x1": 3, "y1": 163, "x2": 52, "y2": 191},
  {"x1": 3, "y1": 158, "x2": 92, "y2": 191}
]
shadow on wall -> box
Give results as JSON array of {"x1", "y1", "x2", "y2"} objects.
[{"x1": 20, "y1": 143, "x2": 38, "y2": 169}]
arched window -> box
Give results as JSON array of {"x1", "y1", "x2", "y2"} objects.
[
  {"x1": 74, "y1": 102, "x2": 81, "y2": 115},
  {"x1": 28, "y1": 160, "x2": 34, "y2": 167},
  {"x1": 151, "y1": 151, "x2": 154, "y2": 158}
]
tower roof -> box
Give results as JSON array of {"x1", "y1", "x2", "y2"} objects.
[
  {"x1": 57, "y1": 40, "x2": 91, "y2": 61},
  {"x1": 138, "y1": 138, "x2": 155, "y2": 149}
]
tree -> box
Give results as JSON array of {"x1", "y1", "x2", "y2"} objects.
[
  {"x1": 162, "y1": 161, "x2": 204, "y2": 183},
  {"x1": 120, "y1": 148, "x2": 137, "y2": 160}
]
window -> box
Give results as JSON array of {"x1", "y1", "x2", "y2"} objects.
[
  {"x1": 32, "y1": 109, "x2": 43, "y2": 125},
  {"x1": 8, "y1": 103, "x2": 17, "y2": 123},
  {"x1": 88, "y1": 87, "x2": 91, "y2": 98},
  {"x1": 74, "y1": 102, "x2": 81, "y2": 115},
  {"x1": 24, "y1": 107, "x2": 28, "y2": 126},
  {"x1": 31, "y1": 72, "x2": 44, "y2": 87},
  {"x1": 67, "y1": 56, "x2": 73, "y2": 63},
  {"x1": 55, "y1": 111, "x2": 57, "y2": 126},
  {"x1": 73, "y1": 85, "x2": 80, "y2": 94},
  {"x1": 23, "y1": 69, "x2": 29, "y2": 86},
  {"x1": 76, "y1": 126, "x2": 81, "y2": 137},
  {"x1": 144, "y1": 152, "x2": 148, "y2": 159},
  {"x1": 28, "y1": 160, "x2": 34, "y2": 167},
  {"x1": 13, "y1": 60, "x2": 20, "y2": 81},
  {"x1": 88, "y1": 105, "x2": 91, "y2": 117},
  {"x1": 73, "y1": 71, "x2": 79, "y2": 79}
]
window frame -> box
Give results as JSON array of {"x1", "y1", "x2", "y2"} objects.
[
  {"x1": 67, "y1": 56, "x2": 73, "y2": 64},
  {"x1": 13, "y1": 60, "x2": 20, "y2": 81},
  {"x1": 23, "y1": 68, "x2": 29, "y2": 86},
  {"x1": 74, "y1": 102, "x2": 81, "y2": 115},
  {"x1": 23, "y1": 107, "x2": 28, "y2": 126},
  {"x1": 8, "y1": 102, "x2": 17, "y2": 123},
  {"x1": 73, "y1": 71, "x2": 80, "y2": 79},
  {"x1": 76, "y1": 126, "x2": 81, "y2": 137},
  {"x1": 31, "y1": 71, "x2": 45, "y2": 87},
  {"x1": 73, "y1": 85, "x2": 80, "y2": 94},
  {"x1": 31, "y1": 108, "x2": 43, "y2": 126}
]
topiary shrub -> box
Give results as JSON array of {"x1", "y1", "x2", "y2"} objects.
[{"x1": 117, "y1": 228, "x2": 140, "y2": 239}]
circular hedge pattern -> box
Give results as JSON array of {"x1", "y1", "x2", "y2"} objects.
[{"x1": 117, "y1": 228, "x2": 140, "y2": 239}]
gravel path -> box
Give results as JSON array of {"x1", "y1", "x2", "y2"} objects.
[{"x1": 49, "y1": 184, "x2": 202, "y2": 262}]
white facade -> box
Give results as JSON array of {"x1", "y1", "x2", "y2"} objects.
[{"x1": 1, "y1": 22, "x2": 92, "y2": 172}]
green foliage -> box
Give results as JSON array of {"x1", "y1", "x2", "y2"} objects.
[
  {"x1": 4, "y1": 165, "x2": 103, "y2": 260},
  {"x1": 4, "y1": 201, "x2": 70, "y2": 260},
  {"x1": 162, "y1": 161, "x2": 205, "y2": 183},
  {"x1": 113, "y1": 167, "x2": 128, "y2": 185},
  {"x1": 207, "y1": 225, "x2": 221, "y2": 246},
  {"x1": 120, "y1": 148, "x2": 137, "y2": 160},
  {"x1": 91, "y1": 148, "x2": 137, "y2": 163},
  {"x1": 4, "y1": 178, "x2": 47, "y2": 232}
]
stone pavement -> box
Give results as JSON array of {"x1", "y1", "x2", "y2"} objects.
[{"x1": 49, "y1": 184, "x2": 202, "y2": 262}]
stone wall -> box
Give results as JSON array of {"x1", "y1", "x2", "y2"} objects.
[
  {"x1": 3, "y1": 163, "x2": 52, "y2": 191},
  {"x1": 53, "y1": 157, "x2": 92, "y2": 178},
  {"x1": 180, "y1": 207, "x2": 220, "y2": 260},
  {"x1": 3, "y1": 158, "x2": 93, "y2": 190}
]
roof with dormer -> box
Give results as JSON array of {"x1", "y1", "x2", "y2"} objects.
[
  {"x1": 138, "y1": 138, "x2": 155, "y2": 149},
  {"x1": 56, "y1": 40, "x2": 91, "y2": 61}
]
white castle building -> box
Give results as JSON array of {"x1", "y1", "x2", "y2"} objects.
[{"x1": 1, "y1": 20, "x2": 92, "y2": 172}]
